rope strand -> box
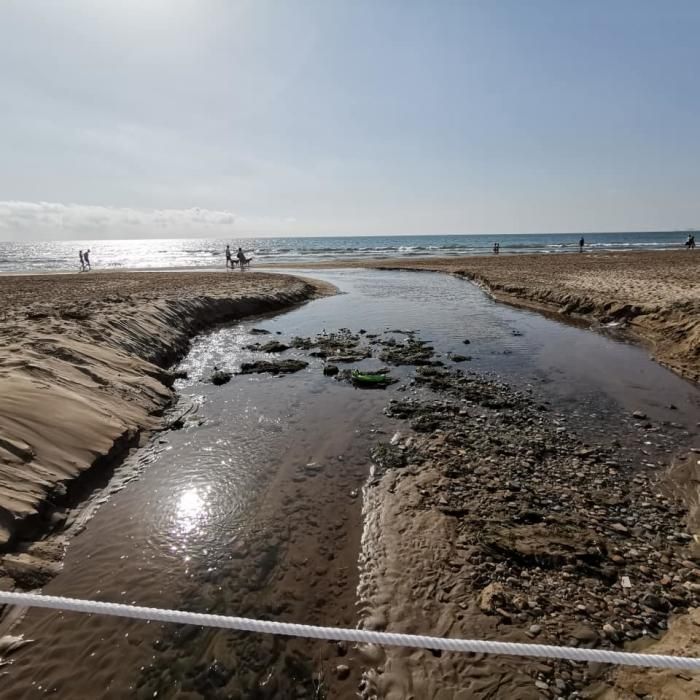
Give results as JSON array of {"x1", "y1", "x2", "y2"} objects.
[{"x1": 1, "y1": 591, "x2": 697, "y2": 670}]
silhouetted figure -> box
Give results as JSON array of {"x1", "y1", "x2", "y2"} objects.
[
  {"x1": 686, "y1": 234, "x2": 696, "y2": 249},
  {"x1": 79, "y1": 250, "x2": 85, "y2": 272},
  {"x1": 493, "y1": 242, "x2": 500, "y2": 255},
  {"x1": 237, "y1": 247, "x2": 249, "y2": 270},
  {"x1": 578, "y1": 237, "x2": 585, "y2": 253},
  {"x1": 84, "y1": 249, "x2": 91, "y2": 270},
  {"x1": 225, "y1": 244, "x2": 233, "y2": 269}
]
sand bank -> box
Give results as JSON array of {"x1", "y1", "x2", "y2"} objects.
[
  {"x1": 0, "y1": 271, "x2": 328, "y2": 551},
  {"x1": 272, "y1": 251, "x2": 700, "y2": 382},
  {"x1": 357, "y1": 364, "x2": 699, "y2": 698}
]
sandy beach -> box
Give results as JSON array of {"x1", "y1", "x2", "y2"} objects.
[
  {"x1": 0, "y1": 271, "x2": 329, "y2": 554},
  {"x1": 273, "y1": 250, "x2": 700, "y2": 382},
  {"x1": 0, "y1": 262, "x2": 698, "y2": 699}
]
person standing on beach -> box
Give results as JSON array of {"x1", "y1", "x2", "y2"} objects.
[
  {"x1": 84, "y1": 249, "x2": 91, "y2": 270},
  {"x1": 237, "y1": 247, "x2": 248, "y2": 270},
  {"x1": 578, "y1": 237, "x2": 585, "y2": 253},
  {"x1": 79, "y1": 250, "x2": 85, "y2": 272},
  {"x1": 493, "y1": 242, "x2": 500, "y2": 254},
  {"x1": 225, "y1": 244, "x2": 232, "y2": 269},
  {"x1": 686, "y1": 233, "x2": 696, "y2": 249}
]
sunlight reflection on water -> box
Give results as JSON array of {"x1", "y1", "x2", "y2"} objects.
[{"x1": 175, "y1": 487, "x2": 208, "y2": 537}]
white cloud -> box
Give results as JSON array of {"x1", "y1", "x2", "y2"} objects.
[{"x1": 0, "y1": 201, "x2": 239, "y2": 239}]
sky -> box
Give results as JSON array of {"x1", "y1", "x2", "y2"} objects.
[{"x1": 1, "y1": 0, "x2": 699, "y2": 241}]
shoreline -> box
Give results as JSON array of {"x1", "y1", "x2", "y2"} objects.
[
  {"x1": 265, "y1": 250, "x2": 700, "y2": 383},
  {"x1": 0, "y1": 271, "x2": 331, "y2": 564}
]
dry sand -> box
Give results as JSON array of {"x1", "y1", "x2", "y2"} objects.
[
  {"x1": 273, "y1": 250, "x2": 700, "y2": 382},
  {"x1": 0, "y1": 271, "x2": 328, "y2": 551}
]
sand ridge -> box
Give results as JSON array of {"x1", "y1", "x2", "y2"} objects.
[{"x1": 0, "y1": 271, "x2": 328, "y2": 550}]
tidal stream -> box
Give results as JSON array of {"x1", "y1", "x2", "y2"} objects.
[{"x1": 2, "y1": 269, "x2": 698, "y2": 699}]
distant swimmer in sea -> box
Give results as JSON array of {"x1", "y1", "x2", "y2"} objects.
[
  {"x1": 79, "y1": 250, "x2": 85, "y2": 272},
  {"x1": 225, "y1": 244, "x2": 233, "y2": 269},
  {"x1": 493, "y1": 242, "x2": 500, "y2": 255},
  {"x1": 685, "y1": 233, "x2": 696, "y2": 249},
  {"x1": 237, "y1": 247, "x2": 249, "y2": 270},
  {"x1": 578, "y1": 237, "x2": 585, "y2": 253},
  {"x1": 84, "y1": 249, "x2": 91, "y2": 270}
]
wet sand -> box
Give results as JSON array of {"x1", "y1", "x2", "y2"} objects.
[
  {"x1": 0, "y1": 271, "x2": 330, "y2": 556},
  {"x1": 1, "y1": 266, "x2": 698, "y2": 699},
  {"x1": 268, "y1": 250, "x2": 700, "y2": 382}
]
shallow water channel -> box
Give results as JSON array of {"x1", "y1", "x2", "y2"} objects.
[{"x1": 3, "y1": 269, "x2": 699, "y2": 699}]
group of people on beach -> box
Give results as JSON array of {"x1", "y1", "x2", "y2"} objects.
[
  {"x1": 78, "y1": 249, "x2": 91, "y2": 272},
  {"x1": 225, "y1": 245, "x2": 251, "y2": 270}
]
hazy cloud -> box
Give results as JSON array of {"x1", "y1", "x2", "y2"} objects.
[{"x1": 0, "y1": 201, "x2": 238, "y2": 239}]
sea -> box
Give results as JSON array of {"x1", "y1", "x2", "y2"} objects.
[{"x1": 0, "y1": 231, "x2": 692, "y2": 274}]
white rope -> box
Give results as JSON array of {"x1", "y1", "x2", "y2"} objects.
[{"x1": 1, "y1": 591, "x2": 698, "y2": 671}]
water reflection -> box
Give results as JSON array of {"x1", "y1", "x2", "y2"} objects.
[{"x1": 174, "y1": 487, "x2": 208, "y2": 537}]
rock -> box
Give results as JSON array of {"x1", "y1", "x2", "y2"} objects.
[
  {"x1": 258, "y1": 340, "x2": 289, "y2": 353},
  {"x1": 641, "y1": 593, "x2": 669, "y2": 611},
  {"x1": 2, "y1": 553, "x2": 60, "y2": 588},
  {"x1": 210, "y1": 370, "x2": 232, "y2": 385},
  {"x1": 201, "y1": 661, "x2": 230, "y2": 689},
  {"x1": 570, "y1": 624, "x2": 598, "y2": 644},
  {"x1": 534, "y1": 680, "x2": 549, "y2": 690},
  {"x1": 632, "y1": 410, "x2": 648, "y2": 420},
  {"x1": 529, "y1": 624, "x2": 542, "y2": 636},
  {"x1": 333, "y1": 352, "x2": 373, "y2": 363},
  {"x1": 370, "y1": 444, "x2": 407, "y2": 472},
  {"x1": 250, "y1": 328, "x2": 271, "y2": 335},
  {"x1": 610, "y1": 522, "x2": 629, "y2": 535},
  {"x1": 602, "y1": 623, "x2": 617, "y2": 638},
  {"x1": 336, "y1": 664, "x2": 350, "y2": 681},
  {"x1": 323, "y1": 364, "x2": 339, "y2": 376},
  {"x1": 451, "y1": 355, "x2": 471, "y2": 362},
  {"x1": 237, "y1": 360, "x2": 308, "y2": 375},
  {"x1": 479, "y1": 582, "x2": 506, "y2": 613},
  {"x1": 379, "y1": 338, "x2": 437, "y2": 366},
  {"x1": 463, "y1": 339, "x2": 471, "y2": 344}
]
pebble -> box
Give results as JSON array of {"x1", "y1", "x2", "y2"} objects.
[
  {"x1": 336, "y1": 664, "x2": 350, "y2": 681},
  {"x1": 374, "y1": 352, "x2": 699, "y2": 691}
]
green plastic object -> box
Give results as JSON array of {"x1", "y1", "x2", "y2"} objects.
[{"x1": 351, "y1": 370, "x2": 389, "y2": 385}]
